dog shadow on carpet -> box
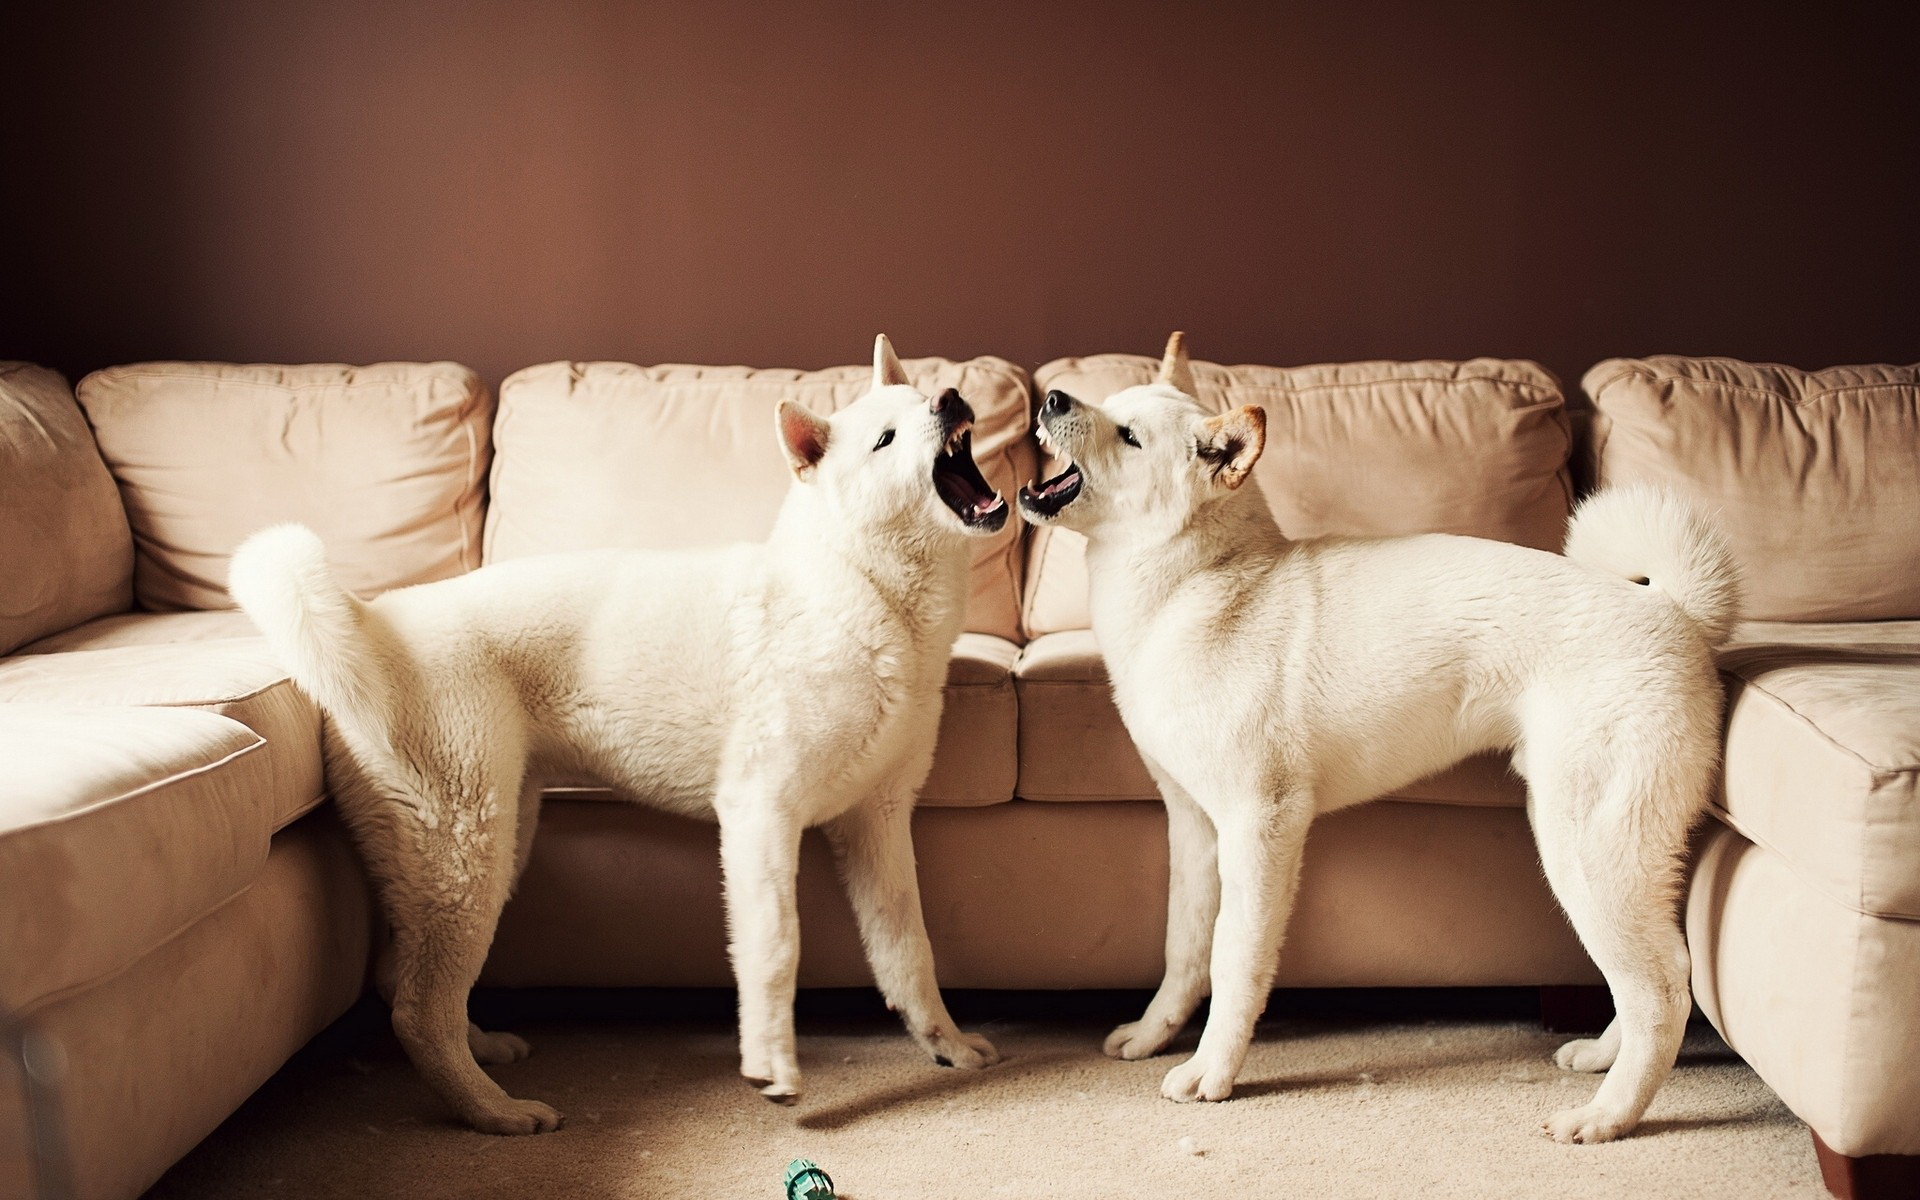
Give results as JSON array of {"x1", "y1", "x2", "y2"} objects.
[{"x1": 795, "y1": 1048, "x2": 1084, "y2": 1131}]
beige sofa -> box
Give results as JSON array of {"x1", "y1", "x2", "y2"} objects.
[{"x1": 0, "y1": 351, "x2": 1914, "y2": 1199}]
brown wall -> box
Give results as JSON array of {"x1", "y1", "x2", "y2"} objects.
[{"x1": 4, "y1": 1, "x2": 1916, "y2": 392}]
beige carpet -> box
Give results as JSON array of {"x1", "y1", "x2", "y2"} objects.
[{"x1": 147, "y1": 1009, "x2": 1823, "y2": 1199}]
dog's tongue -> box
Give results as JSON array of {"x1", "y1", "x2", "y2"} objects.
[{"x1": 1037, "y1": 467, "x2": 1081, "y2": 498}]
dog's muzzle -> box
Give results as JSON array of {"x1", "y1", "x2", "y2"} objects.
[
  {"x1": 1019, "y1": 391, "x2": 1086, "y2": 519},
  {"x1": 931, "y1": 389, "x2": 1008, "y2": 532}
]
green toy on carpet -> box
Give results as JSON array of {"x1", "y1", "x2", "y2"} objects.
[{"x1": 784, "y1": 1158, "x2": 835, "y2": 1200}]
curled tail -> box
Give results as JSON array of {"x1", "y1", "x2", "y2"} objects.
[
  {"x1": 228, "y1": 524, "x2": 395, "y2": 727},
  {"x1": 1564, "y1": 485, "x2": 1743, "y2": 646}
]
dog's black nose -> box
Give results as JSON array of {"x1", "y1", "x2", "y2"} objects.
[
  {"x1": 932, "y1": 387, "x2": 967, "y2": 419},
  {"x1": 1041, "y1": 390, "x2": 1075, "y2": 419}
]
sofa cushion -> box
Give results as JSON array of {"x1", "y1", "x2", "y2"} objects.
[
  {"x1": 0, "y1": 363, "x2": 133, "y2": 656},
  {"x1": 0, "y1": 704, "x2": 272, "y2": 1011},
  {"x1": 76, "y1": 361, "x2": 492, "y2": 611},
  {"x1": 15, "y1": 609, "x2": 258, "y2": 656},
  {"x1": 1024, "y1": 355, "x2": 1571, "y2": 636},
  {"x1": 1715, "y1": 620, "x2": 1920, "y2": 919},
  {"x1": 1583, "y1": 357, "x2": 1920, "y2": 621},
  {"x1": 486, "y1": 357, "x2": 1037, "y2": 644},
  {"x1": 1013, "y1": 630, "x2": 1526, "y2": 807},
  {"x1": 0, "y1": 641, "x2": 322, "y2": 830}
]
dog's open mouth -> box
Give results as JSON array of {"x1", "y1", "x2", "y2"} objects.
[
  {"x1": 932, "y1": 422, "x2": 1008, "y2": 531},
  {"x1": 1018, "y1": 463, "x2": 1084, "y2": 518}
]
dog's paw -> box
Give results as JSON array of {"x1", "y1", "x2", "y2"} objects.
[
  {"x1": 1541, "y1": 1103, "x2": 1633, "y2": 1145},
  {"x1": 743, "y1": 1053, "x2": 802, "y2": 1105},
  {"x1": 1553, "y1": 1037, "x2": 1616, "y2": 1074},
  {"x1": 1160, "y1": 1057, "x2": 1235, "y2": 1103},
  {"x1": 757, "y1": 1077, "x2": 802, "y2": 1105},
  {"x1": 1104, "y1": 1018, "x2": 1177, "y2": 1061},
  {"x1": 929, "y1": 1029, "x2": 999, "y2": 1070},
  {"x1": 467, "y1": 1097, "x2": 564, "y2": 1136},
  {"x1": 469, "y1": 1028, "x2": 532, "y2": 1066}
]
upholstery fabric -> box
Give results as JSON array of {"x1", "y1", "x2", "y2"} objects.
[
  {"x1": 1023, "y1": 355, "x2": 1571, "y2": 636},
  {"x1": 1715, "y1": 621, "x2": 1920, "y2": 919},
  {"x1": 483, "y1": 797, "x2": 1596, "y2": 990},
  {"x1": 486, "y1": 357, "x2": 1037, "y2": 643},
  {"x1": 15, "y1": 609, "x2": 259, "y2": 656},
  {"x1": 0, "y1": 704, "x2": 270, "y2": 1013},
  {"x1": 1583, "y1": 356, "x2": 1920, "y2": 621},
  {"x1": 76, "y1": 362, "x2": 491, "y2": 611},
  {"x1": 0, "y1": 814, "x2": 370, "y2": 1200},
  {"x1": 1690, "y1": 824, "x2": 1920, "y2": 1156},
  {"x1": 0, "y1": 363, "x2": 132, "y2": 656},
  {"x1": 1012, "y1": 630, "x2": 1526, "y2": 807},
  {"x1": 0, "y1": 641, "x2": 323, "y2": 831}
]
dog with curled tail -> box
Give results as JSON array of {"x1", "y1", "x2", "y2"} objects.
[{"x1": 1019, "y1": 333, "x2": 1739, "y2": 1143}]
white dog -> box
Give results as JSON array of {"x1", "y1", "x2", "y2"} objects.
[
  {"x1": 230, "y1": 337, "x2": 1004, "y2": 1134},
  {"x1": 1017, "y1": 334, "x2": 1740, "y2": 1144}
]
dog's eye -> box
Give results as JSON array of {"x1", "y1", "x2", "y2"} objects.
[
  {"x1": 873, "y1": 429, "x2": 895, "y2": 451},
  {"x1": 1117, "y1": 425, "x2": 1141, "y2": 448}
]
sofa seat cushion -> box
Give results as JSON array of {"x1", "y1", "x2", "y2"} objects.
[
  {"x1": 0, "y1": 704, "x2": 272, "y2": 1011},
  {"x1": 1716, "y1": 620, "x2": 1920, "y2": 919},
  {"x1": 0, "y1": 363, "x2": 133, "y2": 656},
  {"x1": 16, "y1": 609, "x2": 258, "y2": 656},
  {"x1": 1013, "y1": 630, "x2": 1525, "y2": 806},
  {"x1": 76, "y1": 361, "x2": 492, "y2": 611},
  {"x1": 1024, "y1": 355, "x2": 1571, "y2": 637},
  {"x1": 0, "y1": 641, "x2": 322, "y2": 830},
  {"x1": 1584, "y1": 357, "x2": 1920, "y2": 621},
  {"x1": 486, "y1": 357, "x2": 1037, "y2": 644},
  {"x1": 532, "y1": 633, "x2": 1021, "y2": 810}
]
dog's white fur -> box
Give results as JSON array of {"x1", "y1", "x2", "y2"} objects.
[
  {"x1": 1018, "y1": 333, "x2": 1740, "y2": 1144},
  {"x1": 230, "y1": 336, "x2": 1003, "y2": 1134}
]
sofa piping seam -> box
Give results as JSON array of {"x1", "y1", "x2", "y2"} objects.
[
  {"x1": 1597, "y1": 367, "x2": 1920, "y2": 408},
  {"x1": 1705, "y1": 806, "x2": 1920, "y2": 922},
  {"x1": 1734, "y1": 671, "x2": 1917, "y2": 775},
  {"x1": 12, "y1": 867, "x2": 264, "y2": 1020},
  {"x1": 2, "y1": 735, "x2": 266, "y2": 834}
]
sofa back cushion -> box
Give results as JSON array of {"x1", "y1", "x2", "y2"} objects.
[
  {"x1": 1584, "y1": 357, "x2": 1920, "y2": 622},
  {"x1": 76, "y1": 362, "x2": 492, "y2": 610},
  {"x1": 0, "y1": 363, "x2": 134, "y2": 654},
  {"x1": 1024, "y1": 355, "x2": 1572, "y2": 636},
  {"x1": 486, "y1": 357, "x2": 1037, "y2": 644}
]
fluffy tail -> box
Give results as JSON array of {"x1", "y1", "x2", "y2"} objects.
[
  {"x1": 228, "y1": 524, "x2": 394, "y2": 727},
  {"x1": 1563, "y1": 485, "x2": 1743, "y2": 646}
]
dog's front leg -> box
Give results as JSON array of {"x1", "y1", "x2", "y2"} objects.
[
  {"x1": 826, "y1": 793, "x2": 999, "y2": 1070},
  {"x1": 1107, "y1": 769, "x2": 1219, "y2": 1060},
  {"x1": 1161, "y1": 791, "x2": 1312, "y2": 1103},
  {"x1": 717, "y1": 801, "x2": 806, "y2": 1103}
]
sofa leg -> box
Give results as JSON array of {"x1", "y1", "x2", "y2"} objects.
[
  {"x1": 1811, "y1": 1130, "x2": 1920, "y2": 1199},
  {"x1": 1537, "y1": 985, "x2": 1612, "y2": 1034}
]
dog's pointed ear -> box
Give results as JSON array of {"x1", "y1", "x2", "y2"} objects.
[
  {"x1": 873, "y1": 334, "x2": 910, "y2": 390},
  {"x1": 776, "y1": 399, "x2": 832, "y2": 479},
  {"x1": 1156, "y1": 330, "x2": 1197, "y2": 397},
  {"x1": 1197, "y1": 405, "x2": 1266, "y2": 489}
]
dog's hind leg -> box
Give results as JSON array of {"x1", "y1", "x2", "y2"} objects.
[
  {"x1": 1525, "y1": 726, "x2": 1702, "y2": 1144},
  {"x1": 826, "y1": 787, "x2": 998, "y2": 1071},
  {"x1": 1160, "y1": 786, "x2": 1313, "y2": 1103},
  {"x1": 1107, "y1": 764, "x2": 1219, "y2": 1060},
  {"x1": 369, "y1": 775, "x2": 542, "y2": 1070},
  {"x1": 383, "y1": 768, "x2": 560, "y2": 1134},
  {"x1": 717, "y1": 796, "x2": 806, "y2": 1103}
]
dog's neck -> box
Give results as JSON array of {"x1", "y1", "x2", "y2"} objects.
[
  {"x1": 766, "y1": 484, "x2": 969, "y2": 636},
  {"x1": 1082, "y1": 481, "x2": 1289, "y2": 642}
]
